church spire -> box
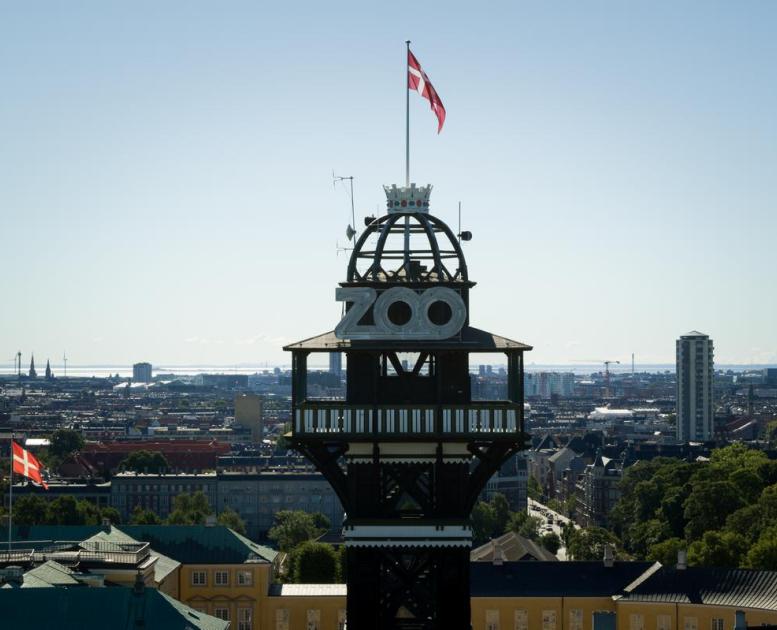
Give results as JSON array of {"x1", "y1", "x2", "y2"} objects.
[
  {"x1": 45, "y1": 359, "x2": 52, "y2": 380},
  {"x1": 29, "y1": 354, "x2": 37, "y2": 379}
]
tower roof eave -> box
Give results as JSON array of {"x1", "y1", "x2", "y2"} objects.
[{"x1": 283, "y1": 326, "x2": 532, "y2": 353}]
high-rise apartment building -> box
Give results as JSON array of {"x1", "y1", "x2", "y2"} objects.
[
  {"x1": 132, "y1": 362, "x2": 153, "y2": 383},
  {"x1": 328, "y1": 351, "x2": 342, "y2": 377},
  {"x1": 676, "y1": 331, "x2": 714, "y2": 442}
]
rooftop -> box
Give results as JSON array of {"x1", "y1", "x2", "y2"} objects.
[
  {"x1": 0, "y1": 587, "x2": 228, "y2": 630},
  {"x1": 284, "y1": 326, "x2": 532, "y2": 353},
  {"x1": 618, "y1": 564, "x2": 777, "y2": 610}
]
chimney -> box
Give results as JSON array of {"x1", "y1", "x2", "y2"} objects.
[
  {"x1": 492, "y1": 540, "x2": 505, "y2": 566},
  {"x1": 102, "y1": 517, "x2": 111, "y2": 532},
  {"x1": 133, "y1": 571, "x2": 145, "y2": 595},
  {"x1": 603, "y1": 544, "x2": 614, "y2": 568},
  {"x1": 677, "y1": 550, "x2": 687, "y2": 570},
  {"x1": 205, "y1": 514, "x2": 217, "y2": 527},
  {"x1": 734, "y1": 611, "x2": 746, "y2": 630}
]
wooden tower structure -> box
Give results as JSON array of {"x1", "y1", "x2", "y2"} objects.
[{"x1": 284, "y1": 183, "x2": 531, "y2": 629}]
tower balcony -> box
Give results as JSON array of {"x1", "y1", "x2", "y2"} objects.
[{"x1": 292, "y1": 400, "x2": 524, "y2": 441}]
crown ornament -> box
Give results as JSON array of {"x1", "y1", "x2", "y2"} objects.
[{"x1": 383, "y1": 183, "x2": 432, "y2": 213}]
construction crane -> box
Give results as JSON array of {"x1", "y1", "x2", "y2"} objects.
[{"x1": 603, "y1": 360, "x2": 620, "y2": 388}]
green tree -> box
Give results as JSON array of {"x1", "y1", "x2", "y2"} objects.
[
  {"x1": 12, "y1": 495, "x2": 49, "y2": 525},
  {"x1": 527, "y1": 476, "x2": 543, "y2": 501},
  {"x1": 100, "y1": 506, "x2": 122, "y2": 525},
  {"x1": 470, "y1": 502, "x2": 497, "y2": 546},
  {"x1": 729, "y1": 468, "x2": 764, "y2": 505},
  {"x1": 540, "y1": 532, "x2": 561, "y2": 554},
  {"x1": 217, "y1": 507, "x2": 247, "y2": 535},
  {"x1": 290, "y1": 541, "x2": 339, "y2": 583},
  {"x1": 49, "y1": 429, "x2": 85, "y2": 458},
  {"x1": 490, "y1": 494, "x2": 511, "y2": 535},
  {"x1": 559, "y1": 521, "x2": 576, "y2": 550},
  {"x1": 745, "y1": 527, "x2": 777, "y2": 570},
  {"x1": 46, "y1": 496, "x2": 83, "y2": 525},
  {"x1": 337, "y1": 545, "x2": 347, "y2": 581},
  {"x1": 659, "y1": 485, "x2": 691, "y2": 540},
  {"x1": 268, "y1": 510, "x2": 327, "y2": 553},
  {"x1": 76, "y1": 499, "x2": 102, "y2": 525},
  {"x1": 120, "y1": 450, "x2": 169, "y2": 474},
  {"x1": 683, "y1": 480, "x2": 743, "y2": 541},
  {"x1": 765, "y1": 420, "x2": 777, "y2": 448},
  {"x1": 517, "y1": 515, "x2": 543, "y2": 542},
  {"x1": 506, "y1": 510, "x2": 528, "y2": 534},
  {"x1": 166, "y1": 491, "x2": 212, "y2": 525},
  {"x1": 130, "y1": 505, "x2": 162, "y2": 525},
  {"x1": 688, "y1": 530, "x2": 748, "y2": 568},
  {"x1": 567, "y1": 527, "x2": 620, "y2": 561},
  {"x1": 709, "y1": 443, "x2": 767, "y2": 476},
  {"x1": 647, "y1": 538, "x2": 685, "y2": 565},
  {"x1": 627, "y1": 519, "x2": 672, "y2": 560},
  {"x1": 311, "y1": 512, "x2": 332, "y2": 532}
]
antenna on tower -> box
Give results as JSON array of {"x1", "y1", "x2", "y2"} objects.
[
  {"x1": 333, "y1": 172, "x2": 357, "y2": 244},
  {"x1": 456, "y1": 201, "x2": 472, "y2": 242}
]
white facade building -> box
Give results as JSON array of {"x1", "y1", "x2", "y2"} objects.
[{"x1": 132, "y1": 362, "x2": 152, "y2": 383}]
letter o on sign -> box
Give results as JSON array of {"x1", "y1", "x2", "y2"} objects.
[{"x1": 373, "y1": 287, "x2": 466, "y2": 339}]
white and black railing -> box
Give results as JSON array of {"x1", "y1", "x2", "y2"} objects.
[{"x1": 293, "y1": 402, "x2": 522, "y2": 438}]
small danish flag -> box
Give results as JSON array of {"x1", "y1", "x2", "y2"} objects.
[
  {"x1": 408, "y1": 50, "x2": 446, "y2": 133},
  {"x1": 12, "y1": 440, "x2": 49, "y2": 489}
]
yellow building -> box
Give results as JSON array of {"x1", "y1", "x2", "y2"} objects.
[
  {"x1": 260, "y1": 559, "x2": 777, "y2": 630},
  {"x1": 8, "y1": 525, "x2": 777, "y2": 630},
  {"x1": 121, "y1": 524, "x2": 279, "y2": 630}
]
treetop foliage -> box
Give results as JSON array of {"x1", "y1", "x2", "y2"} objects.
[{"x1": 610, "y1": 444, "x2": 777, "y2": 569}]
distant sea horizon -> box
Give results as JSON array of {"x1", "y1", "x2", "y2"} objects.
[{"x1": 1, "y1": 363, "x2": 775, "y2": 378}]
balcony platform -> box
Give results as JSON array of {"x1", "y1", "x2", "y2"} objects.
[{"x1": 292, "y1": 401, "x2": 524, "y2": 442}]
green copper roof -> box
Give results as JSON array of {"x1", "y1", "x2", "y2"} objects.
[
  {"x1": 22, "y1": 561, "x2": 81, "y2": 588},
  {"x1": 120, "y1": 525, "x2": 278, "y2": 564},
  {"x1": 4, "y1": 524, "x2": 278, "y2": 565},
  {"x1": 0, "y1": 587, "x2": 229, "y2": 630}
]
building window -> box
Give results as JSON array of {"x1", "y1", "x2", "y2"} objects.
[
  {"x1": 215, "y1": 570, "x2": 229, "y2": 586},
  {"x1": 237, "y1": 570, "x2": 253, "y2": 586},
  {"x1": 486, "y1": 609, "x2": 500, "y2": 630},
  {"x1": 542, "y1": 610, "x2": 556, "y2": 630},
  {"x1": 630, "y1": 613, "x2": 645, "y2": 630},
  {"x1": 238, "y1": 607, "x2": 253, "y2": 630},
  {"x1": 214, "y1": 608, "x2": 230, "y2": 621},
  {"x1": 684, "y1": 618, "x2": 698, "y2": 630},
  {"x1": 276, "y1": 609, "x2": 290, "y2": 630},
  {"x1": 191, "y1": 570, "x2": 207, "y2": 586},
  {"x1": 514, "y1": 609, "x2": 528, "y2": 630},
  {"x1": 337, "y1": 610, "x2": 347, "y2": 630},
  {"x1": 306, "y1": 609, "x2": 321, "y2": 630},
  {"x1": 657, "y1": 614, "x2": 671, "y2": 630},
  {"x1": 569, "y1": 609, "x2": 583, "y2": 630},
  {"x1": 711, "y1": 620, "x2": 724, "y2": 630}
]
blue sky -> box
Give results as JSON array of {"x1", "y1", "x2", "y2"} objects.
[{"x1": 1, "y1": 1, "x2": 776, "y2": 368}]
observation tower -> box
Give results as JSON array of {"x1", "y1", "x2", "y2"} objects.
[{"x1": 284, "y1": 183, "x2": 531, "y2": 629}]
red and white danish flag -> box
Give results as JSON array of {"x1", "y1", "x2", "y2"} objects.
[
  {"x1": 12, "y1": 440, "x2": 49, "y2": 489},
  {"x1": 408, "y1": 50, "x2": 446, "y2": 133}
]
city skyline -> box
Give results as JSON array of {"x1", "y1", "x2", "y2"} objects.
[{"x1": 2, "y1": 2, "x2": 776, "y2": 366}]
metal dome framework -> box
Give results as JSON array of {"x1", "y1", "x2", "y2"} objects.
[{"x1": 347, "y1": 212, "x2": 469, "y2": 283}]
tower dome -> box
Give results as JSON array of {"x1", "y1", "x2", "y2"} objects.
[{"x1": 347, "y1": 184, "x2": 468, "y2": 283}]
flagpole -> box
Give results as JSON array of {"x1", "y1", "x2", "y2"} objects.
[
  {"x1": 405, "y1": 40, "x2": 410, "y2": 187},
  {"x1": 8, "y1": 435, "x2": 13, "y2": 553},
  {"x1": 404, "y1": 40, "x2": 411, "y2": 269}
]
